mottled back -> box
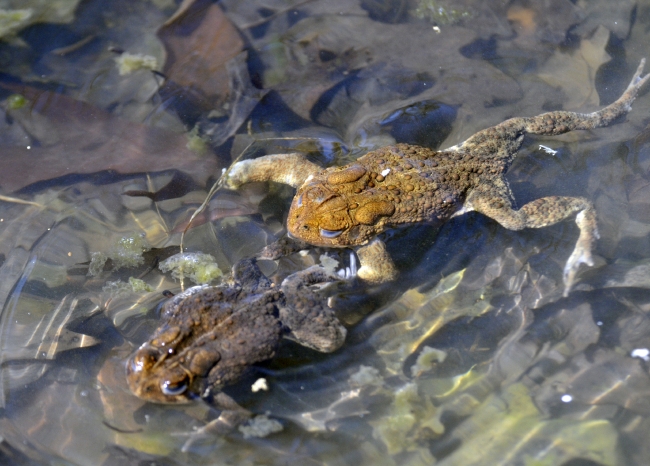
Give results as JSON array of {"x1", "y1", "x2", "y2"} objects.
[{"x1": 287, "y1": 143, "x2": 504, "y2": 246}]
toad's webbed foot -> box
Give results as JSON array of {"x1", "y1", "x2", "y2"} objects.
[
  {"x1": 563, "y1": 209, "x2": 599, "y2": 296},
  {"x1": 467, "y1": 184, "x2": 598, "y2": 296},
  {"x1": 176, "y1": 392, "x2": 251, "y2": 452}
]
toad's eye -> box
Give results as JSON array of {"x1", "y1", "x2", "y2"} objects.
[
  {"x1": 319, "y1": 228, "x2": 343, "y2": 239},
  {"x1": 161, "y1": 378, "x2": 188, "y2": 396},
  {"x1": 302, "y1": 225, "x2": 309, "y2": 230}
]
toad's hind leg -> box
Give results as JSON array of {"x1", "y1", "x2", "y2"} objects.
[
  {"x1": 280, "y1": 266, "x2": 347, "y2": 353},
  {"x1": 449, "y1": 59, "x2": 650, "y2": 159},
  {"x1": 467, "y1": 186, "x2": 598, "y2": 296}
]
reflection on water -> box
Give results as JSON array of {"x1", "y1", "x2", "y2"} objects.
[{"x1": 2, "y1": 0, "x2": 650, "y2": 464}]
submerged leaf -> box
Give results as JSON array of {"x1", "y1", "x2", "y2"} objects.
[
  {"x1": 158, "y1": 1, "x2": 266, "y2": 145},
  {"x1": 0, "y1": 85, "x2": 220, "y2": 192},
  {"x1": 366, "y1": 269, "x2": 492, "y2": 375},
  {"x1": 537, "y1": 25, "x2": 611, "y2": 109},
  {"x1": 438, "y1": 384, "x2": 619, "y2": 466},
  {"x1": 158, "y1": 0, "x2": 244, "y2": 109},
  {"x1": 0, "y1": 8, "x2": 32, "y2": 39},
  {"x1": 369, "y1": 382, "x2": 439, "y2": 460},
  {"x1": 0, "y1": 0, "x2": 81, "y2": 39}
]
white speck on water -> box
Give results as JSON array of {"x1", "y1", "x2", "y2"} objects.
[
  {"x1": 631, "y1": 348, "x2": 650, "y2": 361},
  {"x1": 539, "y1": 145, "x2": 557, "y2": 155},
  {"x1": 561, "y1": 394, "x2": 573, "y2": 403},
  {"x1": 251, "y1": 378, "x2": 268, "y2": 392}
]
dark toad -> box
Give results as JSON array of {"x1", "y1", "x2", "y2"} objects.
[
  {"x1": 225, "y1": 60, "x2": 650, "y2": 295},
  {"x1": 126, "y1": 259, "x2": 346, "y2": 403}
]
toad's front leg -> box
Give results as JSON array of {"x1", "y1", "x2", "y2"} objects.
[
  {"x1": 225, "y1": 153, "x2": 321, "y2": 189},
  {"x1": 225, "y1": 155, "x2": 401, "y2": 285},
  {"x1": 355, "y1": 238, "x2": 399, "y2": 284},
  {"x1": 178, "y1": 392, "x2": 252, "y2": 452}
]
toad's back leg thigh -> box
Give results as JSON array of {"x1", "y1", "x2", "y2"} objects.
[{"x1": 467, "y1": 188, "x2": 598, "y2": 296}]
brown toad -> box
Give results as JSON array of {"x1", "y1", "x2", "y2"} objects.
[
  {"x1": 126, "y1": 259, "x2": 345, "y2": 404},
  {"x1": 226, "y1": 60, "x2": 650, "y2": 295}
]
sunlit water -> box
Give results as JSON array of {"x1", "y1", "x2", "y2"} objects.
[{"x1": 1, "y1": 1, "x2": 650, "y2": 464}]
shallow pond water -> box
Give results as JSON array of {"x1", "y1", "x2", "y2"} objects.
[{"x1": 2, "y1": 0, "x2": 650, "y2": 464}]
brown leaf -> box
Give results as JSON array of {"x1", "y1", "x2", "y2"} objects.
[
  {"x1": 537, "y1": 25, "x2": 611, "y2": 109},
  {"x1": 157, "y1": 0, "x2": 244, "y2": 109},
  {"x1": 0, "y1": 84, "x2": 219, "y2": 193}
]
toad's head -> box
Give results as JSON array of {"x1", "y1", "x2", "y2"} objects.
[
  {"x1": 126, "y1": 323, "x2": 221, "y2": 404},
  {"x1": 287, "y1": 170, "x2": 395, "y2": 247}
]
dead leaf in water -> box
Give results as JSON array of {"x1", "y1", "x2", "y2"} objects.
[
  {"x1": 537, "y1": 25, "x2": 611, "y2": 109},
  {"x1": 0, "y1": 85, "x2": 220, "y2": 193},
  {"x1": 157, "y1": 0, "x2": 266, "y2": 145},
  {"x1": 157, "y1": 0, "x2": 244, "y2": 110}
]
